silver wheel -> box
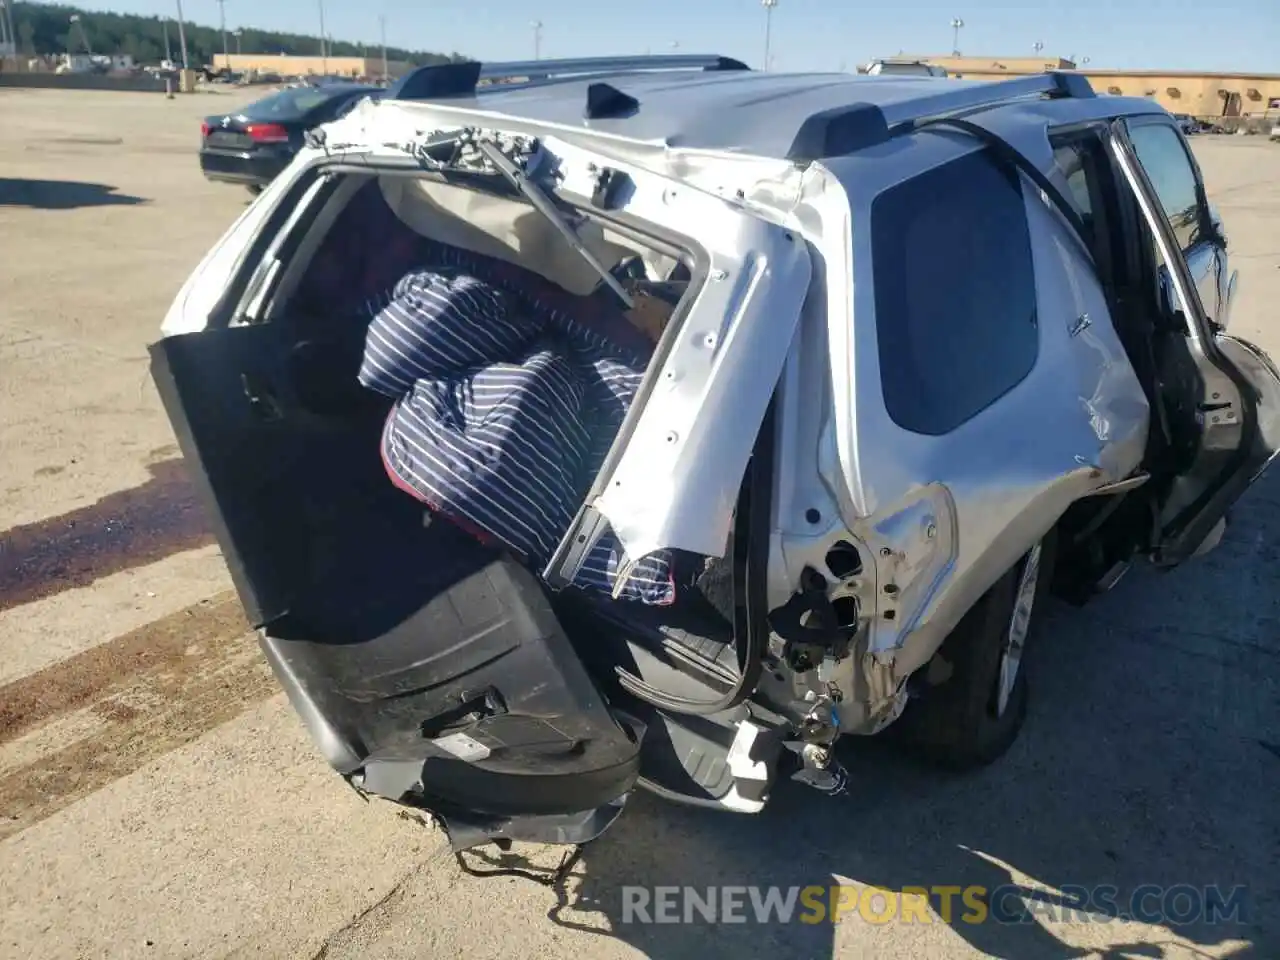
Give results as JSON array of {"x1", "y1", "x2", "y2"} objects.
[{"x1": 996, "y1": 542, "x2": 1041, "y2": 718}]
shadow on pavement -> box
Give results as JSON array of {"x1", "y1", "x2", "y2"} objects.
[
  {"x1": 0, "y1": 457, "x2": 214, "y2": 613},
  {"x1": 481, "y1": 469, "x2": 1280, "y2": 958},
  {"x1": 0, "y1": 178, "x2": 148, "y2": 209}
]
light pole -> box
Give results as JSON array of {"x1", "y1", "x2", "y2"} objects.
[
  {"x1": 950, "y1": 17, "x2": 964, "y2": 56},
  {"x1": 217, "y1": 0, "x2": 229, "y2": 67},
  {"x1": 174, "y1": 0, "x2": 189, "y2": 70},
  {"x1": 761, "y1": 0, "x2": 777, "y2": 72},
  {"x1": 162, "y1": 17, "x2": 172, "y2": 62},
  {"x1": 379, "y1": 15, "x2": 388, "y2": 83},
  {"x1": 317, "y1": 0, "x2": 328, "y2": 73},
  {"x1": 531, "y1": 20, "x2": 542, "y2": 60},
  {"x1": 6, "y1": 1, "x2": 18, "y2": 57},
  {"x1": 69, "y1": 13, "x2": 92, "y2": 55},
  {"x1": 9, "y1": 0, "x2": 18, "y2": 58}
]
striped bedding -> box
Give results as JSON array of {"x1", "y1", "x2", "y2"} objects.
[{"x1": 357, "y1": 248, "x2": 677, "y2": 606}]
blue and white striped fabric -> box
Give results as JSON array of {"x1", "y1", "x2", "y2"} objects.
[{"x1": 358, "y1": 257, "x2": 677, "y2": 606}]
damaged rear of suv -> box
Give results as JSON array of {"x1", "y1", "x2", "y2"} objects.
[{"x1": 151, "y1": 56, "x2": 1280, "y2": 851}]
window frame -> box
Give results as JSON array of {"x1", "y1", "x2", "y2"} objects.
[{"x1": 1048, "y1": 125, "x2": 1132, "y2": 301}]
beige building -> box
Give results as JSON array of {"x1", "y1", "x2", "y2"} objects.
[
  {"x1": 909, "y1": 55, "x2": 1280, "y2": 120},
  {"x1": 211, "y1": 53, "x2": 415, "y2": 79}
]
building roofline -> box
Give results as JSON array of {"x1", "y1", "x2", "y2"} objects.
[
  {"x1": 1074, "y1": 68, "x2": 1280, "y2": 81},
  {"x1": 907, "y1": 55, "x2": 1280, "y2": 82}
]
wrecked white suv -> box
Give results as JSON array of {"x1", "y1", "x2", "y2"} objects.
[{"x1": 152, "y1": 56, "x2": 1280, "y2": 852}]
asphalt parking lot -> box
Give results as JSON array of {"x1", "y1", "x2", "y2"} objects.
[{"x1": 0, "y1": 86, "x2": 1277, "y2": 960}]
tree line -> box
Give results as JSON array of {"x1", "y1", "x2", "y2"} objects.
[{"x1": 6, "y1": 2, "x2": 462, "y2": 67}]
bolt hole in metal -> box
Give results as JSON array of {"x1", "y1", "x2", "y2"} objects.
[
  {"x1": 805, "y1": 508, "x2": 821, "y2": 524},
  {"x1": 824, "y1": 540, "x2": 862, "y2": 580},
  {"x1": 831, "y1": 596, "x2": 860, "y2": 628}
]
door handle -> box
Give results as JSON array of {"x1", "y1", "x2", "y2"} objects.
[{"x1": 240, "y1": 372, "x2": 283, "y2": 422}]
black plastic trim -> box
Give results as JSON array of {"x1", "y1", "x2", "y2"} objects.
[
  {"x1": 585, "y1": 82, "x2": 640, "y2": 120},
  {"x1": 787, "y1": 103, "x2": 890, "y2": 162},
  {"x1": 612, "y1": 396, "x2": 777, "y2": 715},
  {"x1": 912, "y1": 114, "x2": 1094, "y2": 261},
  {"x1": 388, "y1": 55, "x2": 749, "y2": 103}
]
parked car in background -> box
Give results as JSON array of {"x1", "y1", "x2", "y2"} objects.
[
  {"x1": 1171, "y1": 113, "x2": 1202, "y2": 134},
  {"x1": 863, "y1": 57, "x2": 948, "y2": 77},
  {"x1": 199, "y1": 82, "x2": 383, "y2": 194}
]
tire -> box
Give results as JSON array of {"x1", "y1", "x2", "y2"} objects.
[{"x1": 896, "y1": 532, "x2": 1056, "y2": 770}]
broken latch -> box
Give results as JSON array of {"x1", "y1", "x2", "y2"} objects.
[
  {"x1": 791, "y1": 742, "x2": 849, "y2": 796},
  {"x1": 769, "y1": 566, "x2": 854, "y2": 672}
]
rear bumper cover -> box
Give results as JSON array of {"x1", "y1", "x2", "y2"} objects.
[{"x1": 199, "y1": 148, "x2": 291, "y2": 186}]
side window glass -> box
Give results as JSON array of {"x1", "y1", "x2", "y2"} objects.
[
  {"x1": 1051, "y1": 141, "x2": 1099, "y2": 253},
  {"x1": 871, "y1": 150, "x2": 1039, "y2": 436},
  {"x1": 1127, "y1": 123, "x2": 1204, "y2": 253},
  {"x1": 1053, "y1": 144, "x2": 1094, "y2": 220}
]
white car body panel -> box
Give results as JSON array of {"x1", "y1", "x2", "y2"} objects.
[{"x1": 806, "y1": 133, "x2": 1149, "y2": 671}]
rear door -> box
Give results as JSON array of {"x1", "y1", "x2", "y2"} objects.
[
  {"x1": 149, "y1": 172, "x2": 643, "y2": 850},
  {"x1": 817, "y1": 132, "x2": 1151, "y2": 658},
  {"x1": 1111, "y1": 115, "x2": 1280, "y2": 565}
]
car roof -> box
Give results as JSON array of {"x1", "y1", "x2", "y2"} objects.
[{"x1": 414, "y1": 68, "x2": 1164, "y2": 161}]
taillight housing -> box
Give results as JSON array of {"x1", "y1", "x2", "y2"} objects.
[
  {"x1": 200, "y1": 120, "x2": 211, "y2": 138},
  {"x1": 245, "y1": 122, "x2": 290, "y2": 144}
]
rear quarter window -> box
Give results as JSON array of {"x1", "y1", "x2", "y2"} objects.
[
  {"x1": 871, "y1": 150, "x2": 1039, "y2": 435},
  {"x1": 244, "y1": 87, "x2": 338, "y2": 121}
]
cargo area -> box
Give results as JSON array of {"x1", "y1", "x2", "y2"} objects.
[{"x1": 149, "y1": 165, "x2": 767, "y2": 835}]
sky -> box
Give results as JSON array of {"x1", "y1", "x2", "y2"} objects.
[{"x1": 56, "y1": 0, "x2": 1280, "y2": 74}]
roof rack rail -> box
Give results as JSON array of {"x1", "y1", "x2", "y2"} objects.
[
  {"x1": 783, "y1": 70, "x2": 1095, "y2": 163},
  {"x1": 390, "y1": 54, "x2": 750, "y2": 101},
  {"x1": 787, "y1": 70, "x2": 1094, "y2": 162},
  {"x1": 888, "y1": 70, "x2": 1094, "y2": 126}
]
